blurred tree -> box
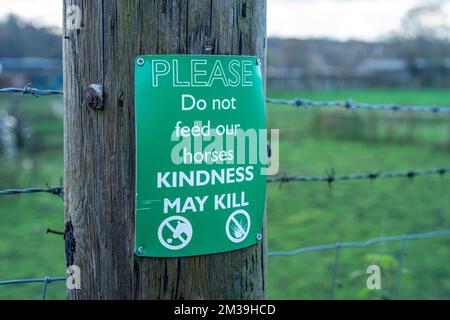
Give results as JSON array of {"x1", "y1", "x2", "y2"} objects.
[
  {"x1": 401, "y1": 4, "x2": 450, "y2": 41},
  {"x1": 0, "y1": 15, "x2": 62, "y2": 58},
  {"x1": 390, "y1": 4, "x2": 450, "y2": 87},
  {"x1": 393, "y1": 4, "x2": 450, "y2": 60}
]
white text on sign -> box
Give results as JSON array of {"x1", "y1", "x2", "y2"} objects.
[{"x1": 151, "y1": 59, "x2": 254, "y2": 87}]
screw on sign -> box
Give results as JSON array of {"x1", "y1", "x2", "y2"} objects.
[
  {"x1": 158, "y1": 216, "x2": 193, "y2": 250},
  {"x1": 226, "y1": 210, "x2": 251, "y2": 243}
]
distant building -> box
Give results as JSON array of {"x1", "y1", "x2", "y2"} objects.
[
  {"x1": 356, "y1": 58, "x2": 408, "y2": 75},
  {"x1": 356, "y1": 57, "x2": 450, "y2": 88},
  {"x1": 267, "y1": 57, "x2": 450, "y2": 90},
  {"x1": 268, "y1": 66, "x2": 303, "y2": 79}
]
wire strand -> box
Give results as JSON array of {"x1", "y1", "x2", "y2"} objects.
[
  {"x1": 0, "y1": 186, "x2": 64, "y2": 198},
  {"x1": 268, "y1": 229, "x2": 450, "y2": 257},
  {"x1": 268, "y1": 166, "x2": 450, "y2": 185},
  {"x1": 0, "y1": 84, "x2": 63, "y2": 97},
  {"x1": 266, "y1": 97, "x2": 450, "y2": 113}
]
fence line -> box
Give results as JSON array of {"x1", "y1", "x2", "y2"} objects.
[
  {"x1": 269, "y1": 229, "x2": 450, "y2": 299},
  {"x1": 3, "y1": 84, "x2": 67, "y2": 300},
  {"x1": 268, "y1": 229, "x2": 450, "y2": 257},
  {"x1": 268, "y1": 166, "x2": 450, "y2": 186},
  {"x1": 1, "y1": 166, "x2": 448, "y2": 198},
  {"x1": 1, "y1": 86, "x2": 449, "y2": 114},
  {"x1": 0, "y1": 276, "x2": 66, "y2": 300},
  {"x1": 266, "y1": 97, "x2": 450, "y2": 114},
  {"x1": 2, "y1": 229, "x2": 449, "y2": 300},
  {"x1": 1, "y1": 84, "x2": 450, "y2": 299},
  {"x1": 0, "y1": 84, "x2": 63, "y2": 97},
  {"x1": 1, "y1": 166, "x2": 447, "y2": 198},
  {"x1": 0, "y1": 186, "x2": 64, "y2": 198}
]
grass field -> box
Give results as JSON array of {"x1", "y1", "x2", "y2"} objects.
[{"x1": 0, "y1": 88, "x2": 449, "y2": 299}]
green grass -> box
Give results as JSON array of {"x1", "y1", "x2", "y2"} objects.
[
  {"x1": 266, "y1": 88, "x2": 450, "y2": 299},
  {"x1": 0, "y1": 88, "x2": 449, "y2": 299},
  {"x1": 0, "y1": 96, "x2": 65, "y2": 300}
]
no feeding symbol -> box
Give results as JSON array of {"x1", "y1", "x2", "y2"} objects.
[{"x1": 158, "y1": 216, "x2": 193, "y2": 250}]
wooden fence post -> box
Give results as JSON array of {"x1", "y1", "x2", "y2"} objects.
[{"x1": 63, "y1": 0, "x2": 267, "y2": 299}]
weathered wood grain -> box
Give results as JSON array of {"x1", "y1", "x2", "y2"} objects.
[{"x1": 63, "y1": 0, "x2": 267, "y2": 300}]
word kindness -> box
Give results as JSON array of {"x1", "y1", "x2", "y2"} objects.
[
  {"x1": 157, "y1": 166, "x2": 254, "y2": 188},
  {"x1": 151, "y1": 59, "x2": 255, "y2": 87}
]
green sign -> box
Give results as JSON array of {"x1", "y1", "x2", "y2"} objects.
[{"x1": 135, "y1": 55, "x2": 267, "y2": 257}]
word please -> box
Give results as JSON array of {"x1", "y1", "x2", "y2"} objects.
[{"x1": 152, "y1": 59, "x2": 254, "y2": 87}]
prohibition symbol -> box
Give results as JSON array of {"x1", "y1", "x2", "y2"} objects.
[
  {"x1": 158, "y1": 216, "x2": 193, "y2": 250},
  {"x1": 226, "y1": 209, "x2": 251, "y2": 243}
]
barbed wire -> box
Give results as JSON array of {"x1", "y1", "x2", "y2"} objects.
[
  {"x1": 2, "y1": 229, "x2": 449, "y2": 300},
  {"x1": 266, "y1": 97, "x2": 450, "y2": 113},
  {"x1": 268, "y1": 229, "x2": 450, "y2": 257},
  {"x1": 0, "y1": 186, "x2": 64, "y2": 198},
  {"x1": 1, "y1": 84, "x2": 450, "y2": 300},
  {"x1": 4, "y1": 84, "x2": 72, "y2": 300},
  {"x1": 0, "y1": 84, "x2": 63, "y2": 97},
  {"x1": 1, "y1": 167, "x2": 447, "y2": 197},
  {"x1": 2, "y1": 86, "x2": 448, "y2": 114},
  {"x1": 268, "y1": 166, "x2": 450, "y2": 187},
  {"x1": 0, "y1": 276, "x2": 65, "y2": 300}
]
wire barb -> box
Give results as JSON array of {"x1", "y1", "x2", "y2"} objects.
[{"x1": 325, "y1": 169, "x2": 335, "y2": 189}]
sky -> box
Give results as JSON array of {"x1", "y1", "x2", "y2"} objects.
[{"x1": 0, "y1": 0, "x2": 449, "y2": 41}]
